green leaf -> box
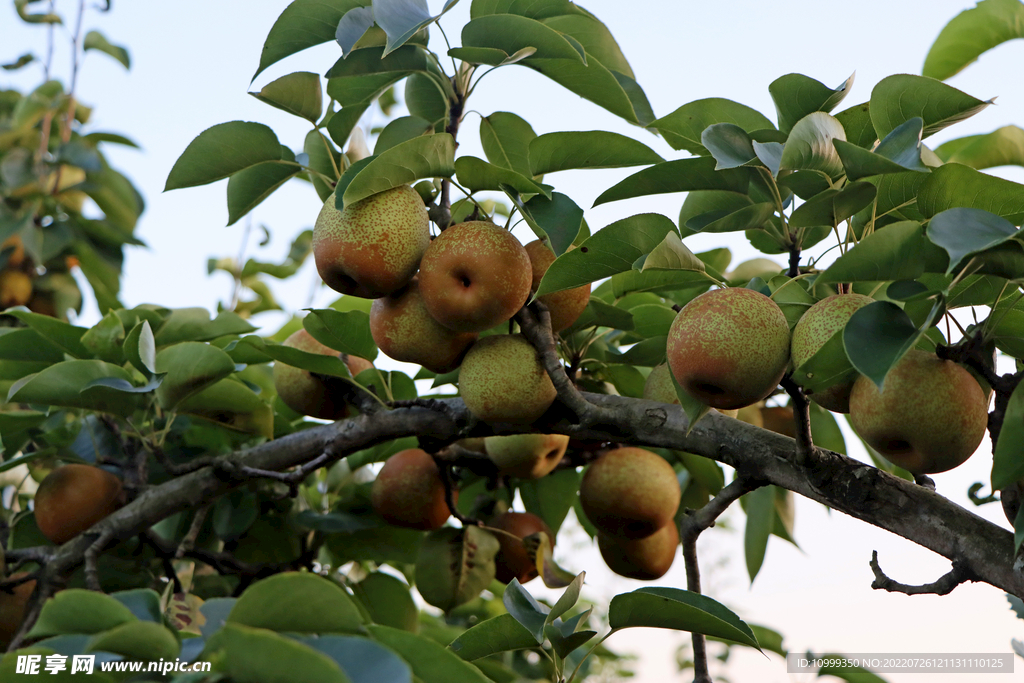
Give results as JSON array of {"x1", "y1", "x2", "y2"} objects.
[
  {"x1": 303, "y1": 309, "x2": 378, "y2": 361},
  {"x1": 177, "y1": 378, "x2": 274, "y2": 438},
  {"x1": 455, "y1": 157, "x2": 550, "y2": 196},
  {"x1": 1, "y1": 52, "x2": 35, "y2": 71},
  {"x1": 679, "y1": 190, "x2": 753, "y2": 238},
  {"x1": 1, "y1": 309, "x2": 89, "y2": 358},
  {"x1": 779, "y1": 112, "x2": 846, "y2": 179},
  {"x1": 506, "y1": 191, "x2": 584, "y2": 256},
  {"x1": 923, "y1": 0, "x2": 1024, "y2": 80},
  {"x1": 789, "y1": 183, "x2": 876, "y2": 230},
  {"x1": 835, "y1": 102, "x2": 878, "y2": 149},
  {"x1": 28, "y1": 589, "x2": 136, "y2": 637},
  {"x1": 594, "y1": 157, "x2": 749, "y2": 206},
  {"x1": 154, "y1": 342, "x2": 238, "y2": 409},
  {"x1": 374, "y1": 116, "x2": 434, "y2": 154},
  {"x1": 686, "y1": 203, "x2": 776, "y2": 234},
  {"x1": 229, "y1": 572, "x2": 364, "y2": 634},
  {"x1": 641, "y1": 231, "x2": 707, "y2": 272},
  {"x1": 165, "y1": 122, "x2": 283, "y2": 191},
  {"x1": 480, "y1": 112, "x2": 537, "y2": 176},
  {"x1": 566, "y1": 299, "x2": 634, "y2": 332},
  {"x1": 87, "y1": 621, "x2": 179, "y2": 661},
  {"x1": 523, "y1": 55, "x2": 654, "y2": 126},
  {"x1": 154, "y1": 308, "x2": 257, "y2": 345},
  {"x1": 447, "y1": 613, "x2": 537, "y2": 660},
  {"x1": 83, "y1": 30, "x2": 130, "y2": 69},
  {"x1": 843, "y1": 301, "x2": 928, "y2": 390},
  {"x1": 340, "y1": 133, "x2": 454, "y2": 207},
  {"x1": 743, "y1": 486, "x2": 774, "y2": 582},
  {"x1": 834, "y1": 118, "x2": 931, "y2": 181},
  {"x1": 809, "y1": 403, "x2": 847, "y2": 455},
  {"x1": 295, "y1": 634, "x2": 414, "y2": 683},
  {"x1": 769, "y1": 72, "x2": 854, "y2": 133},
  {"x1": 251, "y1": 71, "x2": 323, "y2": 123},
  {"x1": 7, "y1": 360, "x2": 140, "y2": 416},
  {"x1": 701, "y1": 123, "x2": 756, "y2": 170},
  {"x1": 547, "y1": 571, "x2": 585, "y2": 625},
  {"x1": 651, "y1": 98, "x2": 774, "y2": 155},
  {"x1": 369, "y1": 625, "x2": 492, "y2": 683},
  {"x1": 870, "y1": 75, "x2": 991, "y2": 140},
  {"x1": 306, "y1": 129, "x2": 342, "y2": 201},
  {"x1": 607, "y1": 587, "x2": 760, "y2": 649},
  {"x1": 992, "y1": 380, "x2": 1024, "y2": 490},
  {"x1": 935, "y1": 125, "x2": 1024, "y2": 170},
  {"x1": 927, "y1": 207, "x2": 1020, "y2": 274},
  {"x1": 529, "y1": 131, "x2": 662, "y2": 175},
  {"x1": 519, "y1": 468, "x2": 581, "y2": 534},
  {"x1": 373, "y1": 0, "x2": 454, "y2": 57},
  {"x1": 792, "y1": 331, "x2": 858, "y2": 395},
  {"x1": 671, "y1": 370, "x2": 712, "y2": 433},
  {"x1": 227, "y1": 147, "x2": 301, "y2": 226},
  {"x1": 462, "y1": 14, "x2": 585, "y2": 62},
  {"x1": 253, "y1": 0, "x2": 369, "y2": 81},
  {"x1": 204, "y1": 623, "x2": 351, "y2": 683},
  {"x1": 335, "y1": 6, "x2": 375, "y2": 55},
  {"x1": 242, "y1": 336, "x2": 359, "y2": 381},
  {"x1": 351, "y1": 573, "x2": 418, "y2": 632},
  {"x1": 628, "y1": 304, "x2": 676, "y2": 339},
  {"x1": 917, "y1": 163, "x2": 1024, "y2": 224},
  {"x1": 536, "y1": 213, "x2": 677, "y2": 295},
  {"x1": 542, "y1": 9, "x2": 634, "y2": 76},
  {"x1": 503, "y1": 579, "x2": 549, "y2": 643},
  {"x1": 819, "y1": 221, "x2": 948, "y2": 283}
]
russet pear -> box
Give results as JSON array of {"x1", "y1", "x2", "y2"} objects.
[
  {"x1": 484, "y1": 433, "x2": 569, "y2": 479},
  {"x1": 667, "y1": 287, "x2": 790, "y2": 410},
  {"x1": 34, "y1": 464, "x2": 124, "y2": 545},
  {"x1": 489, "y1": 511, "x2": 553, "y2": 584},
  {"x1": 0, "y1": 573, "x2": 35, "y2": 649},
  {"x1": 523, "y1": 239, "x2": 590, "y2": 332},
  {"x1": 458, "y1": 334, "x2": 556, "y2": 424},
  {"x1": 580, "y1": 447, "x2": 681, "y2": 539},
  {"x1": 313, "y1": 185, "x2": 429, "y2": 298},
  {"x1": 418, "y1": 221, "x2": 532, "y2": 333},
  {"x1": 371, "y1": 448, "x2": 452, "y2": 530},
  {"x1": 272, "y1": 328, "x2": 373, "y2": 419},
  {"x1": 848, "y1": 350, "x2": 988, "y2": 474},
  {"x1": 598, "y1": 522, "x2": 678, "y2": 580}
]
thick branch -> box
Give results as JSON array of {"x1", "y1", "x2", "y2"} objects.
[{"x1": 869, "y1": 550, "x2": 976, "y2": 596}]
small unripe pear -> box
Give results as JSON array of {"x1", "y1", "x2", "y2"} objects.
[
  {"x1": 523, "y1": 239, "x2": 590, "y2": 332},
  {"x1": 598, "y1": 522, "x2": 678, "y2": 580},
  {"x1": 580, "y1": 447, "x2": 681, "y2": 539},
  {"x1": 484, "y1": 433, "x2": 569, "y2": 479},
  {"x1": 371, "y1": 448, "x2": 453, "y2": 530},
  {"x1": 418, "y1": 221, "x2": 532, "y2": 333},
  {"x1": 313, "y1": 186, "x2": 429, "y2": 298},
  {"x1": 848, "y1": 350, "x2": 988, "y2": 474},
  {"x1": 642, "y1": 364, "x2": 678, "y2": 404},
  {"x1": 489, "y1": 511, "x2": 553, "y2": 584},
  {"x1": 667, "y1": 287, "x2": 790, "y2": 410},
  {"x1": 272, "y1": 329, "x2": 373, "y2": 419},
  {"x1": 791, "y1": 293, "x2": 874, "y2": 413},
  {"x1": 459, "y1": 335, "x2": 556, "y2": 424}
]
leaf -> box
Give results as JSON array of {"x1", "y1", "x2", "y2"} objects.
[
  {"x1": 870, "y1": 75, "x2": 991, "y2": 140},
  {"x1": 523, "y1": 56, "x2": 654, "y2": 126},
  {"x1": 651, "y1": 97, "x2": 774, "y2": 155},
  {"x1": 340, "y1": 133, "x2": 454, "y2": 207},
  {"x1": 87, "y1": 621, "x2": 179, "y2": 662},
  {"x1": 0, "y1": 309, "x2": 89, "y2": 358},
  {"x1": 228, "y1": 572, "x2": 364, "y2": 634},
  {"x1": 701, "y1": 123, "x2": 756, "y2": 170},
  {"x1": 503, "y1": 580, "x2": 549, "y2": 643},
  {"x1": 529, "y1": 131, "x2": 662, "y2": 175},
  {"x1": 743, "y1": 486, "x2": 774, "y2": 582},
  {"x1": 507, "y1": 191, "x2": 584, "y2": 256},
  {"x1": 461, "y1": 14, "x2": 586, "y2": 62},
  {"x1": 83, "y1": 30, "x2": 130, "y2": 69},
  {"x1": 519, "y1": 468, "x2": 581, "y2": 534},
  {"x1": 769, "y1": 72, "x2": 854, "y2": 133},
  {"x1": 607, "y1": 587, "x2": 760, "y2": 649},
  {"x1": 153, "y1": 342, "x2": 237, "y2": 409},
  {"x1": 686, "y1": 203, "x2": 776, "y2": 234},
  {"x1": 594, "y1": 157, "x2": 749, "y2": 206},
  {"x1": 992, "y1": 381, "x2": 1024, "y2": 490},
  {"x1": 835, "y1": 102, "x2": 878, "y2": 149},
  {"x1": 779, "y1": 112, "x2": 847, "y2": 179},
  {"x1": 641, "y1": 231, "x2": 707, "y2": 272},
  {"x1": 204, "y1": 623, "x2": 351, "y2": 683},
  {"x1": 165, "y1": 122, "x2": 284, "y2": 191},
  {"x1": 1, "y1": 52, "x2": 35, "y2": 71},
  {"x1": 336, "y1": 6, "x2": 376, "y2": 55},
  {"x1": 455, "y1": 156, "x2": 550, "y2": 196},
  {"x1": 177, "y1": 378, "x2": 274, "y2": 438},
  {"x1": 927, "y1": 207, "x2": 1020, "y2": 274},
  {"x1": 120, "y1": 320, "x2": 155, "y2": 375},
  {"x1": 923, "y1": 0, "x2": 1024, "y2": 80},
  {"x1": 28, "y1": 589, "x2": 136, "y2": 637},
  {"x1": 542, "y1": 8, "x2": 634, "y2": 76},
  {"x1": 789, "y1": 183, "x2": 876, "y2": 229},
  {"x1": 242, "y1": 336, "x2": 359, "y2": 381},
  {"x1": 350, "y1": 573, "x2": 418, "y2": 632},
  {"x1": 251, "y1": 71, "x2": 323, "y2": 123},
  {"x1": 447, "y1": 613, "x2": 537, "y2": 660},
  {"x1": 253, "y1": 0, "x2": 369, "y2": 81},
  {"x1": 935, "y1": 125, "x2": 1024, "y2": 170},
  {"x1": 227, "y1": 148, "x2": 301, "y2": 225},
  {"x1": 480, "y1": 112, "x2": 536, "y2": 176},
  {"x1": 917, "y1": 163, "x2": 1024, "y2": 225},
  {"x1": 368, "y1": 625, "x2": 492, "y2": 683},
  {"x1": 535, "y1": 213, "x2": 677, "y2": 295},
  {"x1": 154, "y1": 308, "x2": 257, "y2": 345},
  {"x1": 373, "y1": 0, "x2": 449, "y2": 57},
  {"x1": 303, "y1": 309, "x2": 378, "y2": 361},
  {"x1": 834, "y1": 118, "x2": 931, "y2": 181},
  {"x1": 843, "y1": 301, "x2": 929, "y2": 390},
  {"x1": 7, "y1": 360, "x2": 140, "y2": 416},
  {"x1": 819, "y1": 221, "x2": 948, "y2": 283},
  {"x1": 792, "y1": 332, "x2": 858, "y2": 395},
  {"x1": 415, "y1": 526, "x2": 500, "y2": 612},
  {"x1": 374, "y1": 116, "x2": 434, "y2": 154},
  {"x1": 295, "y1": 634, "x2": 414, "y2": 683}
]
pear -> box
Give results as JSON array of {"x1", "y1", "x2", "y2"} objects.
[
  {"x1": 667, "y1": 287, "x2": 790, "y2": 410},
  {"x1": 489, "y1": 511, "x2": 553, "y2": 584},
  {"x1": 598, "y1": 522, "x2": 678, "y2": 580},
  {"x1": 760, "y1": 406, "x2": 796, "y2": 438},
  {"x1": 523, "y1": 239, "x2": 590, "y2": 331},
  {"x1": 0, "y1": 573, "x2": 35, "y2": 649},
  {"x1": 458, "y1": 334, "x2": 556, "y2": 424},
  {"x1": 371, "y1": 448, "x2": 453, "y2": 530},
  {"x1": 34, "y1": 464, "x2": 124, "y2": 545},
  {"x1": 848, "y1": 350, "x2": 988, "y2": 474},
  {"x1": 580, "y1": 447, "x2": 681, "y2": 539},
  {"x1": 791, "y1": 293, "x2": 874, "y2": 412},
  {"x1": 484, "y1": 433, "x2": 569, "y2": 478},
  {"x1": 313, "y1": 185, "x2": 429, "y2": 298},
  {"x1": 272, "y1": 328, "x2": 373, "y2": 419},
  {"x1": 418, "y1": 221, "x2": 532, "y2": 333},
  {"x1": 726, "y1": 258, "x2": 783, "y2": 283},
  {"x1": 0, "y1": 271, "x2": 32, "y2": 308}
]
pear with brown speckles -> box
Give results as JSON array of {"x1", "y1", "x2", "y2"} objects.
[
  {"x1": 418, "y1": 221, "x2": 532, "y2": 333},
  {"x1": 313, "y1": 185, "x2": 429, "y2": 298},
  {"x1": 598, "y1": 521, "x2": 678, "y2": 580},
  {"x1": 667, "y1": 287, "x2": 790, "y2": 410},
  {"x1": 272, "y1": 329, "x2": 373, "y2": 419},
  {"x1": 580, "y1": 447, "x2": 681, "y2": 539},
  {"x1": 524, "y1": 239, "x2": 590, "y2": 332},
  {"x1": 458, "y1": 334, "x2": 555, "y2": 424}
]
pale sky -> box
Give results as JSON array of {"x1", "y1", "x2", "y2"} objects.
[{"x1": 4, "y1": 1, "x2": 1024, "y2": 680}]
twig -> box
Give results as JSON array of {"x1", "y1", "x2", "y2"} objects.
[
  {"x1": 174, "y1": 505, "x2": 210, "y2": 560},
  {"x1": 781, "y1": 376, "x2": 814, "y2": 466},
  {"x1": 869, "y1": 550, "x2": 976, "y2": 596},
  {"x1": 83, "y1": 530, "x2": 114, "y2": 591},
  {"x1": 434, "y1": 458, "x2": 479, "y2": 527}
]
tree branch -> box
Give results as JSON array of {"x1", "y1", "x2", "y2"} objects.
[
  {"x1": 781, "y1": 376, "x2": 815, "y2": 466},
  {"x1": 869, "y1": 550, "x2": 977, "y2": 596}
]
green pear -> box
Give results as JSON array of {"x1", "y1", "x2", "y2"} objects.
[
  {"x1": 791, "y1": 293, "x2": 874, "y2": 412},
  {"x1": 484, "y1": 433, "x2": 569, "y2": 478},
  {"x1": 523, "y1": 239, "x2": 590, "y2": 331},
  {"x1": 848, "y1": 350, "x2": 988, "y2": 474},
  {"x1": 458, "y1": 334, "x2": 556, "y2": 424},
  {"x1": 579, "y1": 447, "x2": 681, "y2": 539},
  {"x1": 370, "y1": 278, "x2": 478, "y2": 373},
  {"x1": 666, "y1": 287, "x2": 790, "y2": 410},
  {"x1": 313, "y1": 185, "x2": 429, "y2": 298},
  {"x1": 598, "y1": 521, "x2": 678, "y2": 580},
  {"x1": 371, "y1": 448, "x2": 453, "y2": 529},
  {"x1": 272, "y1": 329, "x2": 373, "y2": 419},
  {"x1": 418, "y1": 221, "x2": 533, "y2": 333}
]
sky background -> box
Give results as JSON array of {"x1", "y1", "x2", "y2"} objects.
[{"x1": 4, "y1": 1, "x2": 1024, "y2": 680}]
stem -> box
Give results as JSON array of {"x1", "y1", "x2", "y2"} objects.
[
  {"x1": 682, "y1": 534, "x2": 712, "y2": 683},
  {"x1": 566, "y1": 632, "x2": 614, "y2": 683},
  {"x1": 315, "y1": 127, "x2": 341, "y2": 180}
]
